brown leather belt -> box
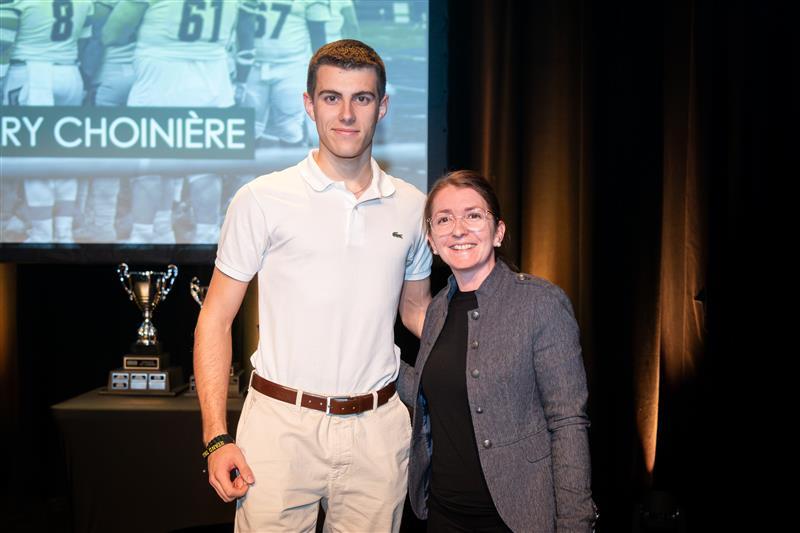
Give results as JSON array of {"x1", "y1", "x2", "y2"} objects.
[{"x1": 250, "y1": 373, "x2": 396, "y2": 415}]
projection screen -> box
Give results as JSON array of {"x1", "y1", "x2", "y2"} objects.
[{"x1": 0, "y1": 0, "x2": 430, "y2": 254}]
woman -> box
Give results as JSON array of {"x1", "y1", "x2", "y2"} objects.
[{"x1": 399, "y1": 170, "x2": 596, "y2": 532}]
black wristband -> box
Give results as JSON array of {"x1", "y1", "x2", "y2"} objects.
[{"x1": 202, "y1": 434, "x2": 234, "y2": 459}]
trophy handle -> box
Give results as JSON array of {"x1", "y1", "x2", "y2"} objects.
[
  {"x1": 190, "y1": 276, "x2": 201, "y2": 305},
  {"x1": 161, "y1": 264, "x2": 179, "y2": 296},
  {"x1": 117, "y1": 263, "x2": 134, "y2": 300}
]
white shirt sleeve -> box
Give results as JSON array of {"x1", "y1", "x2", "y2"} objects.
[
  {"x1": 404, "y1": 222, "x2": 432, "y2": 280},
  {"x1": 215, "y1": 184, "x2": 270, "y2": 282}
]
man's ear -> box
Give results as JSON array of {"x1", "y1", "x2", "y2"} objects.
[
  {"x1": 303, "y1": 92, "x2": 315, "y2": 121},
  {"x1": 377, "y1": 93, "x2": 388, "y2": 121}
]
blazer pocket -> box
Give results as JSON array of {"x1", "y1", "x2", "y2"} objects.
[{"x1": 521, "y1": 428, "x2": 552, "y2": 463}]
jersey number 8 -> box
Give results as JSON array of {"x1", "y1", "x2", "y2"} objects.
[{"x1": 51, "y1": 0, "x2": 73, "y2": 42}]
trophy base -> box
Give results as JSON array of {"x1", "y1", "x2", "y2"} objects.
[
  {"x1": 105, "y1": 366, "x2": 185, "y2": 395},
  {"x1": 98, "y1": 384, "x2": 188, "y2": 397},
  {"x1": 185, "y1": 367, "x2": 246, "y2": 398},
  {"x1": 123, "y1": 352, "x2": 171, "y2": 370}
]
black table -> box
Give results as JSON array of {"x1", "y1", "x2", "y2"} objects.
[{"x1": 52, "y1": 389, "x2": 244, "y2": 533}]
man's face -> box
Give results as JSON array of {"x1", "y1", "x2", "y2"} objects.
[{"x1": 304, "y1": 65, "x2": 388, "y2": 162}]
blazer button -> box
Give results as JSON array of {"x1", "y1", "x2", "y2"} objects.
[
  {"x1": 470, "y1": 310, "x2": 480, "y2": 320},
  {"x1": 483, "y1": 439, "x2": 492, "y2": 448},
  {"x1": 476, "y1": 406, "x2": 484, "y2": 414},
  {"x1": 470, "y1": 340, "x2": 479, "y2": 349},
  {"x1": 471, "y1": 369, "x2": 480, "y2": 378}
]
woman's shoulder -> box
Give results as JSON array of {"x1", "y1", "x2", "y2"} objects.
[
  {"x1": 498, "y1": 264, "x2": 565, "y2": 295},
  {"x1": 496, "y1": 266, "x2": 575, "y2": 313}
]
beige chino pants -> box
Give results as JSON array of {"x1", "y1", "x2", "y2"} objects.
[{"x1": 234, "y1": 384, "x2": 411, "y2": 533}]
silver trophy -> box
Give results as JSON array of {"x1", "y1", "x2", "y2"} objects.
[
  {"x1": 117, "y1": 263, "x2": 178, "y2": 349},
  {"x1": 190, "y1": 276, "x2": 208, "y2": 307},
  {"x1": 108, "y1": 263, "x2": 184, "y2": 395}
]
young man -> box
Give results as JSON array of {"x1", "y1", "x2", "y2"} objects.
[{"x1": 195, "y1": 39, "x2": 432, "y2": 532}]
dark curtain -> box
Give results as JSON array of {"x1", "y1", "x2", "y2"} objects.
[{"x1": 446, "y1": 0, "x2": 790, "y2": 530}]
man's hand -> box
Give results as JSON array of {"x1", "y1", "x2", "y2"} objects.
[
  {"x1": 195, "y1": 267, "x2": 251, "y2": 501},
  {"x1": 207, "y1": 443, "x2": 255, "y2": 502}
]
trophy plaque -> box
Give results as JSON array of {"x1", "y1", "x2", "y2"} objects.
[
  {"x1": 104, "y1": 263, "x2": 186, "y2": 395},
  {"x1": 107, "y1": 368, "x2": 184, "y2": 393},
  {"x1": 186, "y1": 277, "x2": 245, "y2": 398}
]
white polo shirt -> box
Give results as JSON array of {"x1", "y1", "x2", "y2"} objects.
[{"x1": 216, "y1": 151, "x2": 432, "y2": 395}]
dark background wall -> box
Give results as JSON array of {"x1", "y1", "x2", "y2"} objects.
[{"x1": 1, "y1": 0, "x2": 792, "y2": 531}]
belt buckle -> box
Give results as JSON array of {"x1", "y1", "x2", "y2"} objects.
[{"x1": 325, "y1": 396, "x2": 352, "y2": 415}]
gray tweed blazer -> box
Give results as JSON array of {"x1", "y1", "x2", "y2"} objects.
[{"x1": 399, "y1": 261, "x2": 595, "y2": 532}]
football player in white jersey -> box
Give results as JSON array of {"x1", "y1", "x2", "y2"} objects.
[
  {"x1": 1, "y1": 0, "x2": 94, "y2": 242},
  {"x1": 240, "y1": 0, "x2": 327, "y2": 147},
  {"x1": 106, "y1": 0, "x2": 253, "y2": 107},
  {"x1": 2, "y1": 0, "x2": 93, "y2": 105},
  {"x1": 103, "y1": 0, "x2": 255, "y2": 244}
]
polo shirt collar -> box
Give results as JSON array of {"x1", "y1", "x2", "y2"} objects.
[
  {"x1": 371, "y1": 158, "x2": 397, "y2": 198},
  {"x1": 301, "y1": 149, "x2": 396, "y2": 198}
]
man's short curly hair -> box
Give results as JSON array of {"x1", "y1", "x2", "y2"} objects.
[{"x1": 307, "y1": 39, "x2": 387, "y2": 100}]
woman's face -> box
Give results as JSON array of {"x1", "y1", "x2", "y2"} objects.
[{"x1": 427, "y1": 185, "x2": 505, "y2": 290}]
